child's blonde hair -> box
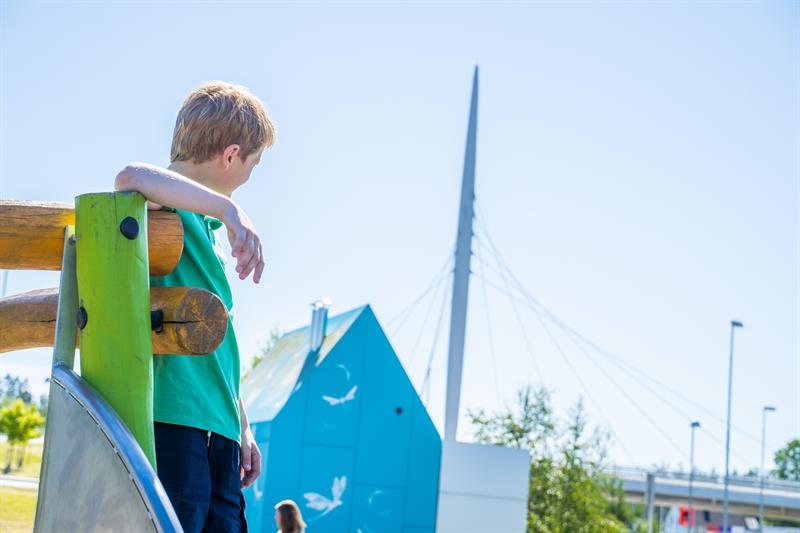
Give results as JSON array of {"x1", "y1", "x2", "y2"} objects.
[{"x1": 170, "y1": 81, "x2": 276, "y2": 164}]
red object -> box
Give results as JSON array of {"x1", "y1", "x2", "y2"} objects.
[{"x1": 678, "y1": 506, "x2": 696, "y2": 526}]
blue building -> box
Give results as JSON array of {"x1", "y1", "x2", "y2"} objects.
[{"x1": 241, "y1": 305, "x2": 441, "y2": 533}]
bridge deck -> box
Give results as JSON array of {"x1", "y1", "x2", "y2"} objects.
[{"x1": 612, "y1": 468, "x2": 800, "y2": 522}]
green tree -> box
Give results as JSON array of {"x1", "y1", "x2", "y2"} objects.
[
  {"x1": 1, "y1": 374, "x2": 32, "y2": 405},
  {"x1": 468, "y1": 386, "x2": 642, "y2": 533},
  {"x1": 470, "y1": 387, "x2": 556, "y2": 454},
  {"x1": 0, "y1": 398, "x2": 45, "y2": 472},
  {"x1": 772, "y1": 439, "x2": 800, "y2": 481}
]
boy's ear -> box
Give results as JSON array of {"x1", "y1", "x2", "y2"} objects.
[{"x1": 222, "y1": 144, "x2": 241, "y2": 169}]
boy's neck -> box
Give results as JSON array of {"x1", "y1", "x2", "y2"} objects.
[{"x1": 168, "y1": 161, "x2": 231, "y2": 198}]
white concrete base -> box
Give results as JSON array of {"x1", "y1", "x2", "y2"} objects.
[{"x1": 436, "y1": 440, "x2": 529, "y2": 533}]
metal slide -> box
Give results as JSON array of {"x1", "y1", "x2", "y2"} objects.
[{"x1": 33, "y1": 365, "x2": 181, "y2": 533}]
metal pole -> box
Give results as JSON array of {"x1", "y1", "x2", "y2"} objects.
[
  {"x1": 444, "y1": 66, "x2": 479, "y2": 442},
  {"x1": 52, "y1": 227, "x2": 78, "y2": 369},
  {"x1": 688, "y1": 421, "x2": 699, "y2": 533},
  {"x1": 759, "y1": 405, "x2": 776, "y2": 532},
  {"x1": 646, "y1": 472, "x2": 655, "y2": 533},
  {"x1": 34, "y1": 226, "x2": 78, "y2": 531},
  {"x1": 723, "y1": 320, "x2": 743, "y2": 533}
]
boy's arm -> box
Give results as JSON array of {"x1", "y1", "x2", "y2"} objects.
[
  {"x1": 238, "y1": 395, "x2": 261, "y2": 488},
  {"x1": 115, "y1": 162, "x2": 264, "y2": 283}
]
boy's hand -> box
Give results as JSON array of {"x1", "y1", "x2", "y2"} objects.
[
  {"x1": 222, "y1": 201, "x2": 265, "y2": 283},
  {"x1": 240, "y1": 426, "x2": 261, "y2": 489}
]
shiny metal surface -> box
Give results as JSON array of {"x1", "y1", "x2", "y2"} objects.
[{"x1": 34, "y1": 365, "x2": 181, "y2": 532}]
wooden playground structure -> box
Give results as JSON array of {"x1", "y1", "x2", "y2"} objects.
[{"x1": 0, "y1": 192, "x2": 224, "y2": 532}]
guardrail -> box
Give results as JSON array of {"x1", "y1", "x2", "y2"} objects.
[{"x1": 608, "y1": 465, "x2": 800, "y2": 493}]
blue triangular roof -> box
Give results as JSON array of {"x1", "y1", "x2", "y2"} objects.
[{"x1": 241, "y1": 306, "x2": 368, "y2": 424}]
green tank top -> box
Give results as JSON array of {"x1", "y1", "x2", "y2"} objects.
[{"x1": 149, "y1": 207, "x2": 241, "y2": 443}]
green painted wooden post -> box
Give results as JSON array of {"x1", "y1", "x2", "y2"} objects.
[
  {"x1": 75, "y1": 192, "x2": 156, "y2": 467},
  {"x1": 53, "y1": 226, "x2": 78, "y2": 369}
]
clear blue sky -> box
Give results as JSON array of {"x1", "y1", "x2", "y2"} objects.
[{"x1": 1, "y1": 1, "x2": 797, "y2": 474}]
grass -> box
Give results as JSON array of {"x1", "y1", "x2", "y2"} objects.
[
  {"x1": 0, "y1": 487, "x2": 37, "y2": 532},
  {"x1": 0, "y1": 441, "x2": 41, "y2": 533},
  {"x1": 0, "y1": 441, "x2": 43, "y2": 478}
]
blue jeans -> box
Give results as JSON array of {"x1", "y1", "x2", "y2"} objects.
[{"x1": 154, "y1": 422, "x2": 247, "y2": 533}]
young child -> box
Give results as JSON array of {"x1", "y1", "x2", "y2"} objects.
[
  {"x1": 114, "y1": 81, "x2": 276, "y2": 532},
  {"x1": 274, "y1": 500, "x2": 306, "y2": 533}
]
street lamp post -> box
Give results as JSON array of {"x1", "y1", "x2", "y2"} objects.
[
  {"x1": 759, "y1": 405, "x2": 776, "y2": 532},
  {"x1": 722, "y1": 320, "x2": 743, "y2": 533},
  {"x1": 688, "y1": 421, "x2": 700, "y2": 533}
]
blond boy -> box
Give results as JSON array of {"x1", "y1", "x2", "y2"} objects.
[{"x1": 115, "y1": 81, "x2": 274, "y2": 532}]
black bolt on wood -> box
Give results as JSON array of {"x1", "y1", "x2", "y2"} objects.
[
  {"x1": 77, "y1": 306, "x2": 88, "y2": 330},
  {"x1": 150, "y1": 309, "x2": 164, "y2": 333},
  {"x1": 119, "y1": 216, "x2": 139, "y2": 240},
  {"x1": 395, "y1": 407, "x2": 404, "y2": 416}
]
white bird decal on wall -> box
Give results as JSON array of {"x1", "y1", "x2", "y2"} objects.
[
  {"x1": 303, "y1": 475, "x2": 347, "y2": 517},
  {"x1": 322, "y1": 385, "x2": 358, "y2": 406}
]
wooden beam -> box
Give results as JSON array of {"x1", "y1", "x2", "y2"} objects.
[
  {"x1": 150, "y1": 286, "x2": 229, "y2": 356},
  {"x1": 0, "y1": 286, "x2": 227, "y2": 355},
  {"x1": 0, "y1": 200, "x2": 183, "y2": 275}
]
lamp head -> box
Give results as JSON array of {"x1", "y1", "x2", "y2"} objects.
[{"x1": 731, "y1": 320, "x2": 744, "y2": 328}]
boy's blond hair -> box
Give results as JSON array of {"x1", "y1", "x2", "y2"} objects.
[{"x1": 170, "y1": 81, "x2": 275, "y2": 164}]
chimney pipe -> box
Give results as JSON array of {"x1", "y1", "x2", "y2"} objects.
[{"x1": 309, "y1": 297, "x2": 331, "y2": 353}]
